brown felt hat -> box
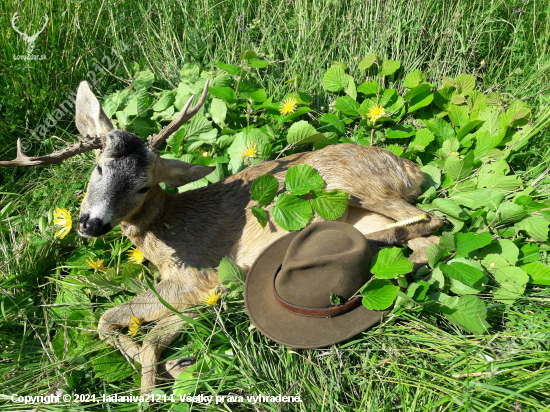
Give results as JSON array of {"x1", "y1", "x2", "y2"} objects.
[{"x1": 244, "y1": 221, "x2": 389, "y2": 348}]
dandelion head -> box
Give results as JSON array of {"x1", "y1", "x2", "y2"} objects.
[
  {"x1": 87, "y1": 258, "x2": 108, "y2": 273},
  {"x1": 239, "y1": 141, "x2": 257, "y2": 158},
  {"x1": 127, "y1": 247, "x2": 145, "y2": 264},
  {"x1": 366, "y1": 104, "x2": 386, "y2": 123},
  {"x1": 201, "y1": 289, "x2": 221, "y2": 306},
  {"x1": 279, "y1": 96, "x2": 298, "y2": 115},
  {"x1": 128, "y1": 316, "x2": 142, "y2": 337},
  {"x1": 53, "y1": 207, "x2": 72, "y2": 239}
]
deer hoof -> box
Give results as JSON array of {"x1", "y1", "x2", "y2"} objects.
[{"x1": 159, "y1": 357, "x2": 196, "y2": 379}]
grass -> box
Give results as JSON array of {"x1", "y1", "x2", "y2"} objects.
[{"x1": 1, "y1": 0, "x2": 550, "y2": 410}]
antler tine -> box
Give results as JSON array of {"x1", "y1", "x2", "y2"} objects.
[
  {"x1": 11, "y1": 13, "x2": 26, "y2": 37},
  {"x1": 147, "y1": 79, "x2": 210, "y2": 149},
  {"x1": 0, "y1": 135, "x2": 105, "y2": 167},
  {"x1": 33, "y1": 14, "x2": 49, "y2": 38}
]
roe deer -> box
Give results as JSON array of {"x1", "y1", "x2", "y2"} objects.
[{"x1": 0, "y1": 79, "x2": 442, "y2": 394}]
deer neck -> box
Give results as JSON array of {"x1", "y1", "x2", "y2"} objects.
[{"x1": 120, "y1": 183, "x2": 244, "y2": 277}]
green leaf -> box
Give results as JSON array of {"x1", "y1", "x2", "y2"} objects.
[
  {"x1": 407, "y1": 129, "x2": 434, "y2": 151},
  {"x1": 426, "y1": 244, "x2": 447, "y2": 268},
  {"x1": 217, "y1": 61, "x2": 241, "y2": 76},
  {"x1": 404, "y1": 69, "x2": 426, "y2": 88},
  {"x1": 217, "y1": 257, "x2": 245, "y2": 291},
  {"x1": 455, "y1": 232, "x2": 492, "y2": 257},
  {"x1": 128, "y1": 118, "x2": 155, "y2": 138},
  {"x1": 208, "y1": 86, "x2": 237, "y2": 103},
  {"x1": 249, "y1": 58, "x2": 269, "y2": 68},
  {"x1": 361, "y1": 279, "x2": 399, "y2": 310},
  {"x1": 209, "y1": 98, "x2": 227, "y2": 125},
  {"x1": 251, "y1": 207, "x2": 268, "y2": 229},
  {"x1": 251, "y1": 174, "x2": 279, "y2": 206},
  {"x1": 285, "y1": 164, "x2": 324, "y2": 195},
  {"x1": 494, "y1": 202, "x2": 528, "y2": 225},
  {"x1": 454, "y1": 74, "x2": 476, "y2": 95},
  {"x1": 357, "y1": 80, "x2": 378, "y2": 96},
  {"x1": 445, "y1": 151, "x2": 474, "y2": 181},
  {"x1": 426, "y1": 118, "x2": 455, "y2": 142},
  {"x1": 370, "y1": 247, "x2": 414, "y2": 279},
  {"x1": 346, "y1": 75, "x2": 357, "y2": 100},
  {"x1": 421, "y1": 164, "x2": 441, "y2": 190},
  {"x1": 271, "y1": 194, "x2": 313, "y2": 231},
  {"x1": 457, "y1": 120, "x2": 484, "y2": 140},
  {"x1": 102, "y1": 93, "x2": 120, "y2": 118},
  {"x1": 310, "y1": 190, "x2": 349, "y2": 220},
  {"x1": 434, "y1": 86, "x2": 457, "y2": 111},
  {"x1": 330, "y1": 294, "x2": 341, "y2": 306},
  {"x1": 358, "y1": 54, "x2": 379, "y2": 70},
  {"x1": 516, "y1": 216, "x2": 549, "y2": 242},
  {"x1": 385, "y1": 125, "x2": 415, "y2": 139},
  {"x1": 334, "y1": 96, "x2": 360, "y2": 116},
  {"x1": 320, "y1": 113, "x2": 346, "y2": 135},
  {"x1": 403, "y1": 83, "x2": 431, "y2": 101},
  {"x1": 245, "y1": 88, "x2": 268, "y2": 103},
  {"x1": 493, "y1": 267, "x2": 528, "y2": 304},
  {"x1": 447, "y1": 105, "x2": 469, "y2": 127},
  {"x1": 179, "y1": 62, "x2": 200, "y2": 83},
  {"x1": 124, "y1": 90, "x2": 149, "y2": 116},
  {"x1": 440, "y1": 262, "x2": 484, "y2": 291},
  {"x1": 433, "y1": 198, "x2": 464, "y2": 218},
  {"x1": 408, "y1": 89, "x2": 434, "y2": 113},
  {"x1": 481, "y1": 253, "x2": 510, "y2": 273},
  {"x1": 451, "y1": 189, "x2": 495, "y2": 210},
  {"x1": 437, "y1": 294, "x2": 489, "y2": 334},
  {"x1": 287, "y1": 120, "x2": 324, "y2": 145},
  {"x1": 379, "y1": 60, "x2": 400, "y2": 76},
  {"x1": 133, "y1": 70, "x2": 155, "y2": 89},
  {"x1": 322, "y1": 65, "x2": 349, "y2": 92},
  {"x1": 522, "y1": 262, "x2": 550, "y2": 285},
  {"x1": 187, "y1": 29, "x2": 206, "y2": 61}
]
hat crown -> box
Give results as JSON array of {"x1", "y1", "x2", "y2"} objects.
[{"x1": 275, "y1": 222, "x2": 372, "y2": 308}]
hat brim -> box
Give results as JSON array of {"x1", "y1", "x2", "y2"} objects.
[{"x1": 244, "y1": 231, "x2": 389, "y2": 349}]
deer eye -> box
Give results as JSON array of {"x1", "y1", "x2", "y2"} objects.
[
  {"x1": 96, "y1": 165, "x2": 102, "y2": 175},
  {"x1": 137, "y1": 186, "x2": 150, "y2": 194}
]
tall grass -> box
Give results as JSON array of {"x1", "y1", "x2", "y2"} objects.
[{"x1": 0, "y1": 0, "x2": 549, "y2": 410}]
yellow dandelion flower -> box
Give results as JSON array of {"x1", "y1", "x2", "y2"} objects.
[
  {"x1": 53, "y1": 207, "x2": 72, "y2": 239},
  {"x1": 127, "y1": 247, "x2": 145, "y2": 264},
  {"x1": 128, "y1": 315, "x2": 142, "y2": 337},
  {"x1": 201, "y1": 289, "x2": 221, "y2": 306},
  {"x1": 87, "y1": 258, "x2": 108, "y2": 273},
  {"x1": 239, "y1": 141, "x2": 257, "y2": 158},
  {"x1": 279, "y1": 96, "x2": 298, "y2": 115},
  {"x1": 366, "y1": 104, "x2": 386, "y2": 123}
]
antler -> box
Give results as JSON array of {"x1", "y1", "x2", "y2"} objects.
[
  {"x1": 31, "y1": 14, "x2": 49, "y2": 40},
  {"x1": 0, "y1": 135, "x2": 105, "y2": 167},
  {"x1": 10, "y1": 13, "x2": 28, "y2": 39},
  {"x1": 147, "y1": 79, "x2": 210, "y2": 149}
]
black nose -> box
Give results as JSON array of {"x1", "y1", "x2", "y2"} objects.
[{"x1": 79, "y1": 214, "x2": 112, "y2": 237}]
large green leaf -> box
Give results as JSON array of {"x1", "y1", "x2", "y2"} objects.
[
  {"x1": 379, "y1": 60, "x2": 400, "y2": 76},
  {"x1": 209, "y1": 98, "x2": 227, "y2": 125},
  {"x1": 251, "y1": 207, "x2": 268, "y2": 229},
  {"x1": 454, "y1": 73, "x2": 476, "y2": 95},
  {"x1": 451, "y1": 189, "x2": 494, "y2": 210},
  {"x1": 433, "y1": 198, "x2": 464, "y2": 218},
  {"x1": 445, "y1": 151, "x2": 474, "y2": 181},
  {"x1": 208, "y1": 86, "x2": 237, "y2": 103},
  {"x1": 217, "y1": 61, "x2": 241, "y2": 76},
  {"x1": 334, "y1": 96, "x2": 360, "y2": 116},
  {"x1": 357, "y1": 80, "x2": 378, "y2": 96},
  {"x1": 385, "y1": 125, "x2": 415, "y2": 139},
  {"x1": 516, "y1": 216, "x2": 549, "y2": 242},
  {"x1": 251, "y1": 174, "x2": 279, "y2": 206},
  {"x1": 179, "y1": 62, "x2": 200, "y2": 83},
  {"x1": 361, "y1": 279, "x2": 399, "y2": 310},
  {"x1": 322, "y1": 65, "x2": 348, "y2": 92},
  {"x1": 287, "y1": 120, "x2": 324, "y2": 145},
  {"x1": 407, "y1": 128, "x2": 434, "y2": 151},
  {"x1": 437, "y1": 293, "x2": 489, "y2": 334},
  {"x1": 310, "y1": 190, "x2": 349, "y2": 220},
  {"x1": 271, "y1": 194, "x2": 313, "y2": 231},
  {"x1": 153, "y1": 91, "x2": 175, "y2": 112},
  {"x1": 404, "y1": 69, "x2": 426, "y2": 88},
  {"x1": 493, "y1": 267, "x2": 528, "y2": 304},
  {"x1": 455, "y1": 232, "x2": 492, "y2": 257},
  {"x1": 358, "y1": 54, "x2": 379, "y2": 70},
  {"x1": 370, "y1": 247, "x2": 414, "y2": 279},
  {"x1": 285, "y1": 164, "x2": 324, "y2": 195},
  {"x1": 133, "y1": 70, "x2": 155, "y2": 89},
  {"x1": 522, "y1": 262, "x2": 550, "y2": 285},
  {"x1": 217, "y1": 257, "x2": 245, "y2": 291},
  {"x1": 439, "y1": 262, "x2": 485, "y2": 294},
  {"x1": 447, "y1": 104, "x2": 469, "y2": 127}
]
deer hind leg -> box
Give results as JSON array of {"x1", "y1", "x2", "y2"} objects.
[{"x1": 349, "y1": 196, "x2": 442, "y2": 245}]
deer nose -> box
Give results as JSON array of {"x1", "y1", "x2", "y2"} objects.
[{"x1": 79, "y1": 214, "x2": 111, "y2": 237}]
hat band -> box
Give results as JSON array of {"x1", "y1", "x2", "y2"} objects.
[{"x1": 273, "y1": 264, "x2": 362, "y2": 318}]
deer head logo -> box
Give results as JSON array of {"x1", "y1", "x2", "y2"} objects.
[{"x1": 11, "y1": 12, "x2": 49, "y2": 57}]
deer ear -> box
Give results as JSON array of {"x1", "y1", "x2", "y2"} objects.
[
  {"x1": 157, "y1": 158, "x2": 215, "y2": 187},
  {"x1": 75, "y1": 81, "x2": 115, "y2": 136}
]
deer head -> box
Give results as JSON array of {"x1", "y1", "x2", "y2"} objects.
[{"x1": 0, "y1": 79, "x2": 213, "y2": 237}]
